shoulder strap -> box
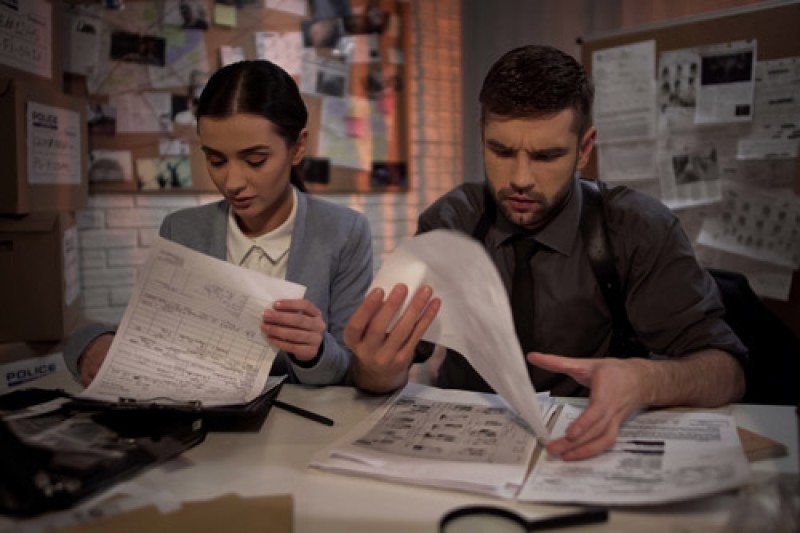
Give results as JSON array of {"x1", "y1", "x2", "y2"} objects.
[{"x1": 579, "y1": 179, "x2": 648, "y2": 358}]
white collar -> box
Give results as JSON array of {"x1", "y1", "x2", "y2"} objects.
[{"x1": 227, "y1": 187, "x2": 298, "y2": 266}]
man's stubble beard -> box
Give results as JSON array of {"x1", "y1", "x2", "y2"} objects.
[{"x1": 490, "y1": 176, "x2": 575, "y2": 233}]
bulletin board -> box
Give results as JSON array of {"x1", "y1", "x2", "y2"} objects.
[
  {"x1": 578, "y1": 0, "x2": 800, "y2": 336},
  {"x1": 61, "y1": 0, "x2": 410, "y2": 195}
]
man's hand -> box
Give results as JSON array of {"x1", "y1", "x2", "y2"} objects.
[
  {"x1": 344, "y1": 284, "x2": 440, "y2": 394},
  {"x1": 262, "y1": 298, "x2": 326, "y2": 363},
  {"x1": 527, "y1": 352, "x2": 653, "y2": 460},
  {"x1": 79, "y1": 333, "x2": 114, "y2": 386},
  {"x1": 527, "y1": 348, "x2": 744, "y2": 461}
]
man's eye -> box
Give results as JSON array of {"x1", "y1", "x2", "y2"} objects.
[
  {"x1": 532, "y1": 151, "x2": 564, "y2": 162},
  {"x1": 492, "y1": 147, "x2": 514, "y2": 158}
]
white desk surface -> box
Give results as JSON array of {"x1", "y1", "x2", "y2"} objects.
[{"x1": 5, "y1": 372, "x2": 799, "y2": 533}]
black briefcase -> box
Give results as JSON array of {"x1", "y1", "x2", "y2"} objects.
[{"x1": 0, "y1": 388, "x2": 206, "y2": 517}]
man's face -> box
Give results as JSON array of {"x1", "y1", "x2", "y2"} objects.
[{"x1": 482, "y1": 109, "x2": 595, "y2": 232}]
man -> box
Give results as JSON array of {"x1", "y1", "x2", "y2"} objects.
[{"x1": 344, "y1": 45, "x2": 746, "y2": 460}]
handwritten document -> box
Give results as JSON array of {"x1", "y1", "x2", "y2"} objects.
[
  {"x1": 518, "y1": 404, "x2": 751, "y2": 505},
  {"x1": 81, "y1": 237, "x2": 305, "y2": 406}
]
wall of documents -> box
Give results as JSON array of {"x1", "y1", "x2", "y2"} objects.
[
  {"x1": 32, "y1": 0, "x2": 410, "y2": 194},
  {"x1": 580, "y1": 1, "x2": 800, "y2": 336}
]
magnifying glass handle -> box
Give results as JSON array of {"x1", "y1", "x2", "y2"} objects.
[{"x1": 528, "y1": 507, "x2": 608, "y2": 530}]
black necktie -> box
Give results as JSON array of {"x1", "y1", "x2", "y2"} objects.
[{"x1": 511, "y1": 238, "x2": 538, "y2": 355}]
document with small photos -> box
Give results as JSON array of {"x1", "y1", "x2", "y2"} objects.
[
  {"x1": 310, "y1": 383, "x2": 555, "y2": 498},
  {"x1": 309, "y1": 383, "x2": 752, "y2": 504}
]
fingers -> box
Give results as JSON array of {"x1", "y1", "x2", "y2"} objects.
[
  {"x1": 527, "y1": 351, "x2": 595, "y2": 386},
  {"x1": 345, "y1": 284, "x2": 439, "y2": 394},
  {"x1": 262, "y1": 299, "x2": 325, "y2": 360},
  {"x1": 344, "y1": 287, "x2": 386, "y2": 347},
  {"x1": 547, "y1": 403, "x2": 621, "y2": 460}
]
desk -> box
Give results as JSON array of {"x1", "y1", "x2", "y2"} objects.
[{"x1": 5, "y1": 373, "x2": 799, "y2": 533}]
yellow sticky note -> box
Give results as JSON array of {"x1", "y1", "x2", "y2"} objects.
[{"x1": 214, "y1": 4, "x2": 237, "y2": 27}]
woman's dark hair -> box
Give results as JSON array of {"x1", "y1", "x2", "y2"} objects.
[
  {"x1": 196, "y1": 60, "x2": 309, "y2": 191},
  {"x1": 479, "y1": 45, "x2": 594, "y2": 136}
]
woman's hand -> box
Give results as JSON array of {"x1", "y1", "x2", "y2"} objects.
[
  {"x1": 262, "y1": 298, "x2": 326, "y2": 362},
  {"x1": 79, "y1": 334, "x2": 114, "y2": 386}
]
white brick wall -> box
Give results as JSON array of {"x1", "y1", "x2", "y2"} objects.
[{"x1": 77, "y1": 0, "x2": 463, "y2": 325}]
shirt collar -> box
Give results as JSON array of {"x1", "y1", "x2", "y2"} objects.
[
  {"x1": 227, "y1": 186, "x2": 298, "y2": 266},
  {"x1": 487, "y1": 177, "x2": 582, "y2": 256}
]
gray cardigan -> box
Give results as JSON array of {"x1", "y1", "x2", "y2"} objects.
[{"x1": 64, "y1": 191, "x2": 373, "y2": 386}]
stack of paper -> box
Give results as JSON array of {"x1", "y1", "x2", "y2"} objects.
[
  {"x1": 310, "y1": 383, "x2": 752, "y2": 505},
  {"x1": 310, "y1": 383, "x2": 555, "y2": 498}
]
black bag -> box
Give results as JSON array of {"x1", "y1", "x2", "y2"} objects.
[
  {"x1": 0, "y1": 388, "x2": 206, "y2": 517},
  {"x1": 580, "y1": 179, "x2": 800, "y2": 405}
]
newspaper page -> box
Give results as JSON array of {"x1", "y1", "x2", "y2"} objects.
[
  {"x1": 81, "y1": 237, "x2": 305, "y2": 406},
  {"x1": 309, "y1": 383, "x2": 555, "y2": 499},
  {"x1": 517, "y1": 404, "x2": 751, "y2": 505}
]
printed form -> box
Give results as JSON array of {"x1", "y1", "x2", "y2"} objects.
[{"x1": 81, "y1": 237, "x2": 305, "y2": 406}]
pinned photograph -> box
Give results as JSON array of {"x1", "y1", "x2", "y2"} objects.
[
  {"x1": 301, "y1": 18, "x2": 343, "y2": 48},
  {"x1": 89, "y1": 150, "x2": 133, "y2": 183},
  {"x1": 136, "y1": 158, "x2": 192, "y2": 190},
  {"x1": 164, "y1": 0, "x2": 209, "y2": 30},
  {"x1": 87, "y1": 103, "x2": 117, "y2": 136},
  {"x1": 110, "y1": 32, "x2": 166, "y2": 66},
  {"x1": 370, "y1": 161, "x2": 407, "y2": 187},
  {"x1": 671, "y1": 145, "x2": 719, "y2": 185}
]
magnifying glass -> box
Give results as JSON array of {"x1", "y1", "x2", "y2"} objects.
[{"x1": 440, "y1": 505, "x2": 608, "y2": 533}]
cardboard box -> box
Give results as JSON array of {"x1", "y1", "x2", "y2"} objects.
[
  {"x1": 0, "y1": 78, "x2": 88, "y2": 214},
  {"x1": 0, "y1": 212, "x2": 80, "y2": 342}
]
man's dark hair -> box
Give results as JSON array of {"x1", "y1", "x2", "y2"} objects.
[{"x1": 479, "y1": 45, "x2": 594, "y2": 135}]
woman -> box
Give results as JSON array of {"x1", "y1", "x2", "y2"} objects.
[{"x1": 65, "y1": 60, "x2": 373, "y2": 387}]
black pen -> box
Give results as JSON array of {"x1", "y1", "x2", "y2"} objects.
[{"x1": 272, "y1": 399, "x2": 334, "y2": 426}]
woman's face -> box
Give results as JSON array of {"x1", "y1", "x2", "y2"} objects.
[{"x1": 199, "y1": 113, "x2": 306, "y2": 237}]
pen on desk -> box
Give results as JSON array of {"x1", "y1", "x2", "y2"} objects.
[
  {"x1": 271, "y1": 399, "x2": 334, "y2": 426},
  {"x1": 529, "y1": 507, "x2": 609, "y2": 530}
]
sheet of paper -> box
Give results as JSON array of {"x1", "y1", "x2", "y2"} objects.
[
  {"x1": 597, "y1": 138, "x2": 657, "y2": 182},
  {"x1": 81, "y1": 237, "x2": 305, "y2": 406},
  {"x1": 737, "y1": 56, "x2": 800, "y2": 159},
  {"x1": 64, "y1": 9, "x2": 100, "y2": 76},
  {"x1": 697, "y1": 183, "x2": 800, "y2": 269},
  {"x1": 592, "y1": 40, "x2": 656, "y2": 142},
  {"x1": 111, "y1": 92, "x2": 173, "y2": 134},
  {"x1": 148, "y1": 26, "x2": 209, "y2": 89},
  {"x1": 309, "y1": 383, "x2": 553, "y2": 498},
  {"x1": 369, "y1": 230, "x2": 550, "y2": 440},
  {"x1": 0, "y1": 0, "x2": 52, "y2": 78},
  {"x1": 265, "y1": 0, "x2": 307, "y2": 16},
  {"x1": 26, "y1": 102, "x2": 83, "y2": 186},
  {"x1": 254, "y1": 31, "x2": 303, "y2": 77},
  {"x1": 83, "y1": 3, "x2": 157, "y2": 95},
  {"x1": 657, "y1": 47, "x2": 701, "y2": 132},
  {"x1": 301, "y1": 51, "x2": 350, "y2": 97},
  {"x1": 518, "y1": 404, "x2": 751, "y2": 505},
  {"x1": 318, "y1": 96, "x2": 373, "y2": 171},
  {"x1": 695, "y1": 40, "x2": 756, "y2": 125},
  {"x1": 657, "y1": 129, "x2": 743, "y2": 209}
]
